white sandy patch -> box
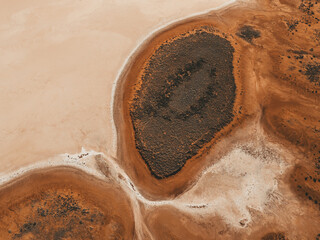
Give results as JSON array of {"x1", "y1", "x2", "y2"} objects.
[{"x1": 175, "y1": 143, "x2": 288, "y2": 228}]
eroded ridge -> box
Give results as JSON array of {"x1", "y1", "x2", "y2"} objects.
[{"x1": 130, "y1": 27, "x2": 236, "y2": 179}]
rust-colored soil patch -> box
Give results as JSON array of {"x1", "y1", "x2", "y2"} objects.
[{"x1": 0, "y1": 167, "x2": 134, "y2": 240}]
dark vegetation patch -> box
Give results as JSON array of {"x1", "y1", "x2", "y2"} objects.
[
  {"x1": 277, "y1": 0, "x2": 320, "y2": 94},
  {"x1": 236, "y1": 25, "x2": 261, "y2": 43},
  {"x1": 304, "y1": 63, "x2": 320, "y2": 84},
  {"x1": 299, "y1": 0, "x2": 319, "y2": 17},
  {"x1": 291, "y1": 164, "x2": 320, "y2": 213},
  {"x1": 298, "y1": 0, "x2": 320, "y2": 26},
  {"x1": 130, "y1": 29, "x2": 236, "y2": 178},
  {"x1": 261, "y1": 232, "x2": 286, "y2": 240},
  {"x1": 278, "y1": 48, "x2": 320, "y2": 91},
  {"x1": 8, "y1": 191, "x2": 108, "y2": 240},
  {"x1": 286, "y1": 19, "x2": 299, "y2": 32}
]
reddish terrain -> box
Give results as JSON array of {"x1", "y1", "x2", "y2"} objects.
[{"x1": 0, "y1": 0, "x2": 320, "y2": 239}]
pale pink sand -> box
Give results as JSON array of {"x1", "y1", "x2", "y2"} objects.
[{"x1": 0, "y1": 0, "x2": 234, "y2": 174}]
